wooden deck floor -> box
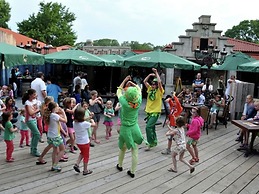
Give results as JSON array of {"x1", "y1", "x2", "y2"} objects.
[{"x1": 1, "y1": 113, "x2": 259, "y2": 194}]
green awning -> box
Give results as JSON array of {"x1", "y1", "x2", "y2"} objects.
[
  {"x1": 119, "y1": 50, "x2": 201, "y2": 70},
  {"x1": 238, "y1": 60, "x2": 259, "y2": 72},
  {"x1": 45, "y1": 49, "x2": 115, "y2": 66},
  {"x1": 0, "y1": 42, "x2": 45, "y2": 67}
]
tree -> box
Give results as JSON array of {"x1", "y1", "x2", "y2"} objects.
[
  {"x1": 0, "y1": 0, "x2": 11, "y2": 29},
  {"x1": 225, "y1": 20, "x2": 259, "y2": 43},
  {"x1": 17, "y1": 2, "x2": 77, "y2": 47},
  {"x1": 93, "y1": 39, "x2": 120, "y2": 46},
  {"x1": 121, "y1": 41, "x2": 154, "y2": 50}
]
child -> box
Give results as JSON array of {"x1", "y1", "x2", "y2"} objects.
[
  {"x1": 73, "y1": 106, "x2": 95, "y2": 175},
  {"x1": 2, "y1": 112, "x2": 18, "y2": 162},
  {"x1": 89, "y1": 90, "x2": 103, "y2": 144},
  {"x1": 37, "y1": 96, "x2": 55, "y2": 165},
  {"x1": 208, "y1": 95, "x2": 224, "y2": 128},
  {"x1": 22, "y1": 89, "x2": 41, "y2": 157},
  {"x1": 161, "y1": 93, "x2": 183, "y2": 155},
  {"x1": 166, "y1": 117, "x2": 195, "y2": 173},
  {"x1": 82, "y1": 101, "x2": 95, "y2": 147},
  {"x1": 44, "y1": 101, "x2": 67, "y2": 172},
  {"x1": 103, "y1": 100, "x2": 115, "y2": 140},
  {"x1": 33, "y1": 97, "x2": 44, "y2": 143},
  {"x1": 63, "y1": 97, "x2": 79, "y2": 153},
  {"x1": 184, "y1": 88, "x2": 192, "y2": 104},
  {"x1": 19, "y1": 109, "x2": 30, "y2": 148},
  {"x1": 115, "y1": 102, "x2": 121, "y2": 134},
  {"x1": 186, "y1": 107, "x2": 204, "y2": 165}
]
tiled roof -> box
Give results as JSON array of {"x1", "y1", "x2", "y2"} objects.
[
  {"x1": 0, "y1": 27, "x2": 46, "y2": 47},
  {"x1": 0, "y1": 27, "x2": 72, "y2": 53},
  {"x1": 227, "y1": 37, "x2": 259, "y2": 52}
]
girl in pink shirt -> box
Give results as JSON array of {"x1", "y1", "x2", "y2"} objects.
[{"x1": 186, "y1": 107, "x2": 204, "y2": 165}]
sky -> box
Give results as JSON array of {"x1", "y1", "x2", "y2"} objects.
[{"x1": 7, "y1": 0, "x2": 259, "y2": 46}]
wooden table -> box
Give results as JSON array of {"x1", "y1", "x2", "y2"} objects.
[{"x1": 231, "y1": 120, "x2": 259, "y2": 157}]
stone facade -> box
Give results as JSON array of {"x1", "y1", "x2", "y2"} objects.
[{"x1": 163, "y1": 15, "x2": 234, "y2": 94}]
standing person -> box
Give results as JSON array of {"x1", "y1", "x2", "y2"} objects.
[
  {"x1": 63, "y1": 97, "x2": 79, "y2": 153},
  {"x1": 116, "y1": 75, "x2": 144, "y2": 178},
  {"x1": 81, "y1": 73, "x2": 88, "y2": 90},
  {"x1": 81, "y1": 84, "x2": 91, "y2": 104},
  {"x1": 73, "y1": 72, "x2": 83, "y2": 92},
  {"x1": 192, "y1": 73, "x2": 204, "y2": 92},
  {"x1": 23, "y1": 68, "x2": 31, "y2": 78},
  {"x1": 2, "y1": 112, "x2": 18, "y2": 162},
  {"x1": 143, "y1": 68, "x2": 164, "y2": 151},
  {"x1": 73, "y1": 106, "x2": 95, "y2": 175},
  {"x1": 89, "y1": 90, "x2": 103, "y2": 144},
  {"x1": 19, "y1": 109, "x2": 30, "y2": 148},
  {"x1": 217, "y1": 75, "x2": 225, "y2": 97},
  {"x1": 202, "y1": 78, "x2": 213, "y2": 105},
  {"x1": 22, "y1": 89, "x2": 41, "y2": 157},
  {"x1": 0, "y1": 98, "x2": 6, "y2": 132},
  {"x1": 161, "y1": 93, "x2": 183, "y2": 155},
  {"x1": 44, "y1": 102, "x2": 67, "y2": 172},
  {"x1": 82, "y1": 101, "x2": 95, "y2": 147},
  {"x1": 31, "y1": 72, "x2": 46, "y2": 103},
  {"x1": 103, "y1": 100, "x2": 115, "y2": 140},
  {"x1": 186, "y1": 107, "x2": 204, "y2": 165},
  {"x1": 166, "y1": 117, "x2": 195, "y2": 173},
  {"x1": 159, "y1": 69, "x2": 166, "y2": 89},
  {"x1": 225, "y1": 75, "x2": 241, "y2": 98},
  {"x1": 46, "y1": 77, "x2": 63, "y2": 103}
]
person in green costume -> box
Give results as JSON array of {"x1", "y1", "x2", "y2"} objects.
[
  {"x1": 116, "y1": 75, "x2": 144, "y2": 178},
  {"x1": 144, "y1": 68, "x2": 164, "y2": 151}
]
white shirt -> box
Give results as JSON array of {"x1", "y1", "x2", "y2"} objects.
[
  {"x1": 73, "y1": 121, "x2": 91, "y2": 144},
  {"x1": 47, "y1": 113, "x2": 60, "y2": 138},
  {"x1": 31, "y1": 78, "x2": 46, "y2": 102},
  {"x1": 25, "y1": 100, "x2": 36, "y2": 121},
  {"x1": 81, "y1": 78, "x2": 88, "y2": 90},
  {"x1": 73, "y1": 76, "x2": 82, "y2": 91},
  {"x1": 202, "y1": 84, "x2": 213, "y2": 92}
]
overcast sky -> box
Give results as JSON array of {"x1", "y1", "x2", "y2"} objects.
[{"x1": 7, "y1": 0, "x2": 259, "y2": 46}]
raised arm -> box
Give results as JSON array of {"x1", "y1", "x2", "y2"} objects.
[
  {"x1": 116, "y1": 75, "x2": 131, "y2": 98},
  {"x1": 152, "y1": 68, "x2": 163, "y2": 91}
]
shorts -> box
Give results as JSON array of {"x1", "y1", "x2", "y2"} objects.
[
  {"x1": 47, "y1": 136, "x2": 64, "y2": 147},
  {"x1": 172, "y1": 144, "x2": 186, "y2": 154},
  {"x1": 103, "y1": 121, "x2": 113, "y2": 127},
  {"x1": 187, "y1": 137, "x2": 199, "y2": 146},
  {"x1": 67, "y1": 127, "x2": 75, "y2": 134},
  {"x1": 93, "y1": 113, "x2": 101, "y2": 123}
]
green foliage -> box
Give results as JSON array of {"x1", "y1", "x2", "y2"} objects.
[
  {"x1": 93, "y1": 39, "x2": 120, "y2": 46},
  {"x1": 17, "y1": 1, "x2": 77, "y2": 47},
  {"x1": 0, "y1": 0, "x2": 11, "y2": 29},
  {"x1": 121, "y1": 41, "x2": 154, "y2": 50},
  {"x1": 225, "y1": 20, "x2": 259, "y2": 43}
]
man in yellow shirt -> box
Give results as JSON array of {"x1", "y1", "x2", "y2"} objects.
[{"x1": 144, "y1": 68, "x2": 164, "y2": 150}]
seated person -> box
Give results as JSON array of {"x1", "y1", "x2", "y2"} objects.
[
  {"x1": 202, "y1": 78, "x2": 213, "y2": 105},
  {"x1": 208, "y1": 95, "x2": 225, "y2": 128},
  {"x1": 196, "y1": 90, "x2": 205, "y2": 105},
  {"x1": 183, "y1": 88, "x2": 192, "y2": 104},
  {"x1": 23, "y1": 68, "x2": 31, "y2": 78}
]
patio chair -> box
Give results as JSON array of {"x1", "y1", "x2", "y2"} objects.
[
  {"x1": 200, "y1": 105, "x2": 210, "y2": 135},
  {"x1": 215, "y1": 95, "x2": 234, "y2": 129}
]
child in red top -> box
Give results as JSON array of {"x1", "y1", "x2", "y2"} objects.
[
  {"x1": 161, "y1": 93, "x2": 183, "y2": 155},
  {"x1": 186, "y1": 107, "x2": 204, "y2": 165}
]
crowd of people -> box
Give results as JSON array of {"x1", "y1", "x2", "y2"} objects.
[{"x1": 1, "y1": 69, "x2": 258, "y2": 178}]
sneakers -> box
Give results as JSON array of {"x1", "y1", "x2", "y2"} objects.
[
  {"x1": 73, "y1": 164, "x2": 80, "y2": 173},
  {"x1": 39, "y1": 138, "x2": 44, "y2": 143},
  {"x1": 6, "y1": 158, "x2": 15, "y2": 162},
  {"x1": 127, "y1": 170, "x2": 135, "y2": 178},
  {"x1": 116, "y1": 164, "x2": 123, "y2": 171},
  {"x1": 19, "y1": 145, "x2": 24, "y2": 148},
  {"x1": 161, "y1": 148, "x2": 171, "y2": 155},
  {"x1": 51, "y1": 166, "x2": 62, "y2": 172}
]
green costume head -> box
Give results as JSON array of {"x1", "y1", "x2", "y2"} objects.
[{"x1": 125, "y1": 86, "x2": 139, "y2": 104}]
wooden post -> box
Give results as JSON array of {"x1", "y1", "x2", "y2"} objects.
[{"x1": 230, "y1": 82, "x2": 254, "y2": 120}]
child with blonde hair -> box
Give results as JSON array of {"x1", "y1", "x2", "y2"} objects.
[
  {"x1": 166, "y1": 117, "x2": 195, "y2": 173},
  {"x1": 82, "y1": 101, "x2": 94, "y2": 147},
  {"x1": 64, "y1": 97, "x2": 79, "y2": 153},
  {"x1": 19, "y1": 109, "x2": 30, "y2": 148},
  {"x1": 103, "y1": 100, "x2": 115, "y2": 139},
  {"x1": 73, "y1": 106, "x2": 95, "y2": 175}
]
